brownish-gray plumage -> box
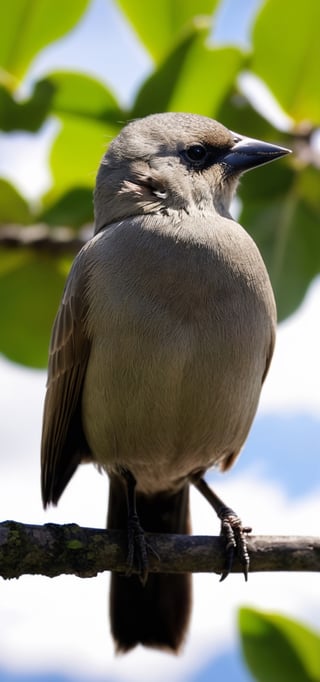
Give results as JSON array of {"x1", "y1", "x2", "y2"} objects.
[{"x1": 41, "y1": 112, "x2": 290, "y2": 653}]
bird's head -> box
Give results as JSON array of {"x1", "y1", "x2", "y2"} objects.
[{"x1": 94, "y1": 113, "x2": 290, "y2": 233}]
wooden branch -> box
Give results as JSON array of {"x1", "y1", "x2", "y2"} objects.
[
  {"x1": 0, "y1": 224, "x2": 90, "y2": 254},
  {"x1": 0, "y1": 521, "x2": 319, "y2": 579}
]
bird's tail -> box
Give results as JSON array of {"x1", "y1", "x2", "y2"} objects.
[{"x1": 107, "y1": 476, "x2": 192, "y2": 653}]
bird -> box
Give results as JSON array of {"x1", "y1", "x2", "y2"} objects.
[{"x1": 41, "y1": 112, "x2": 290, "y2": 654}]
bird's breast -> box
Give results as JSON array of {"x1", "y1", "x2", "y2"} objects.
[{"x1": 81, "y1": 216, "x2": 275, "y2": 493}]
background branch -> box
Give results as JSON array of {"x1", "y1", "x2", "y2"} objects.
[
  {"x1": 0, "y1": 224, "x2": 90, "y2": 254},
  {"x1": 1, "y1": 521, "x2": 319, "y2": 579}
]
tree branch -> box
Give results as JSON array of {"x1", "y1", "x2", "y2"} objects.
[
  {"x1": 0, "y1": 224, "x2": 90, "y2": 254},
  {"x1": 0, "y1": 521, "x2": 319, "y2": 579}
]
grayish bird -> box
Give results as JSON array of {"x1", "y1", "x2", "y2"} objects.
[{"x1": 41, "y1": 112, "x2": 290, "y2": 653}]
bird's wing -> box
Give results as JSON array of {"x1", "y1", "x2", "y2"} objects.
[
  {"x1": 262, "y1": 324, "x2": 276, "y2": 385},
  {"x1": 41, "y1": 250, "x2": 91, "y2": 507}
]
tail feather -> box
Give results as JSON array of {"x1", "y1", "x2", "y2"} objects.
[{"x1": 107, "y1": 476, "x2": 192, "y2": 652}]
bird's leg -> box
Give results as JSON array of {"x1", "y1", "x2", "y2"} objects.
[
  {"x1": 192, "y1": 475, "x2": 251, "y2": 582},
  {"x1": 120, "y1": 468, "x2": 149, "y2": 585}
]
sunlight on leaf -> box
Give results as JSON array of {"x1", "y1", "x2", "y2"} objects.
[
  {"x1": 116, "y1": 0, "x2": 219, "y2": 62},
  {"x1": 0, "y1": 179, "x2": 32, "y2": 222},
  {"x1": 239, "y1": 607, "x2": 320, "y2": 682},
  {"x1": 0, "y1": 0, "x2": 90, "y2": 85},
  {"x1": 47, "y1": 116, "x2": 120, "y2": 200},
  {"x1": 43, "y1": 71, "x2": 123, "y2": 122},
  {"x1": 251, "y1": 0, "x2": 320, "y2": 124},
  {"x1": 131, "y1": 22, "x2": 245, "y2": 118}
]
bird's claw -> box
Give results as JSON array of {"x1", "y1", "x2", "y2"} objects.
[
  {"x1": 126, "y1": 512, "x2": 149, "y2": 585},
  {"x1": 219, "y1": 507, "x2": 251, "y2": 582},
  {"x1": 126, "y1": 513, "x2": 159, "y2": 586}
]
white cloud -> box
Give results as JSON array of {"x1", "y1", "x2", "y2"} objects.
[{"x1": 260, "y1": 276, "x2": 320, "y2": 417}]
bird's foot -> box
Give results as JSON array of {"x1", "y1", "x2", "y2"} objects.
[
  {"x1": 219, "y1": 505, "x2": 251, "y2": 582},
  {"x1": 126, "y1": 512, "x2": 149, "y2": 585},
  {"x1": 126, "y1": 514, "x2": 159, "y2": 585},
  {"x1": 120, "y1": 466, "x2": 160, "y2": 585},
  {"x1": 191, "y1": 475, "x2": 251, "y2": 582}
]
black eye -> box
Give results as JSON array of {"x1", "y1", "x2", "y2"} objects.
[{"x1": 184, "y1": 144, "x2": 208, "y2": 165}]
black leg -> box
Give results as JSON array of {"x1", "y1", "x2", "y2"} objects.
[
  {"x1": 192, "y1": 476, "x2": 251, "y2": 581},
  {"x1": 120, "y1": 468, "x2": 149, "y2": 585}
]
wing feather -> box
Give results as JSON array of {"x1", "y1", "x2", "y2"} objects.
[{"x1": 41, "y1": 254, "x2": 91, "y2": 506}]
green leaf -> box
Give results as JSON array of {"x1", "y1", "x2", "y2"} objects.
[
  {"x1": 0, "y1": 69, "x2": 123, "y2": 134},
  {"x1": 47, "y1": 116, "x2": 121, "y2": 200},
  {"x1": 131, "y1": 22, "x2": 245, "y2": 118},
  {"x1": 0, "y1": 179, "x2": 32, "y2": 223},
  {"x1": 298, "y1": 165, "x2": 320, "y2": 213},
  {"x1": 0, "y1": 79, "x2": 55, "y2": 131},
  {"x1": 40, "y1": 73, "x2": 124, "y2": 201},
  {"x1": 0, "y1": 252, "x2": 69, "y2": 367},
  {"x1": 239, "y1": 607, "x2": 320, "y2": 682},
  {"x1": 43, "y1": 71, "x2": 123, "y2": 123},
  {"x1": 131, "y1": 22, "x2": 208, "y2": 117},
  {"x1": 168, "y1": 42, "x2": 245, "y2": 116},
  {"x1": 239, "y1": 161, "x2": 320, "y2": 320},
  {"x1": 0, "y1": 0, "x2": 90, "y2": 86},
  {"x1": 37, "y1": 187, "x2": 93, "y2": 227},
  {"x1": 116, "y1": 0, "x2": 219, "y2": 62},
  {"x1": 216, "y1": 89, "x2": 278, "y2": 141},
  {"x1": 251, "y1": 0, "x2": 320, "y2": 124}
]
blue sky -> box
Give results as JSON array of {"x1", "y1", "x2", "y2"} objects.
[{"x1": 0, "y1": 1, "x2": 320, "y2": 681}]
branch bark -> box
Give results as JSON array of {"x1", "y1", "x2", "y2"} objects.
[{"x1": 0, "y1": 521, "x2": 319, "y2": 579}]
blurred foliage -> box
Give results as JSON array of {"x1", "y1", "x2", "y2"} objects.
[
  {"x1": 0, "y1": 0, "x2": 319, "y2": 366},
  {"x1": 117, "y1": 0, "x2": 220, "y2": 62},
  {"x1": 0, "y1": 0, "x2": 90, "y2": 86},
  {"x1": 239, "y1": 607, "x2": 320, "y2": 682},
  {"x1": 251, "y1": 0, "x2": 320, "y2": 123}
]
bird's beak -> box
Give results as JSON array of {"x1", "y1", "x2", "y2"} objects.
[{"x1": 222, "y1": 133, "x2": 291, "y2": 173}]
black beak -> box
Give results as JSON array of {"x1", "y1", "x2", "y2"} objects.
[{"x1": 223, "y1": 133, "x2": 291, "y2": 173}]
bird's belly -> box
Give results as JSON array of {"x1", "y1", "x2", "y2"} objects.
[{"x1": 82, "y1": 314, "x2": 267, "y2": 494}]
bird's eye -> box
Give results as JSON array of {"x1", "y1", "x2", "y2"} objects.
[{"x1": 184, "y1": 144, "x2": 208, "y2": 165}]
